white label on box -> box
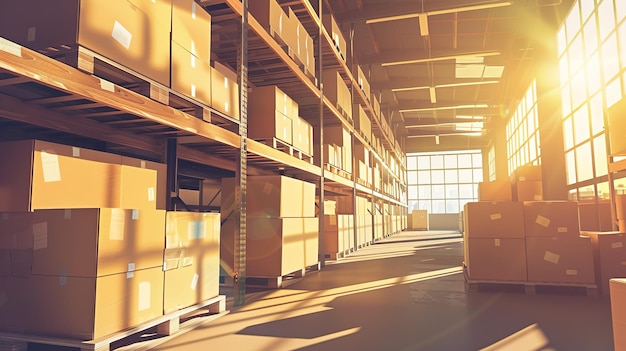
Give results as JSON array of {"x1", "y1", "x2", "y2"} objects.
[
  {"x1": 536, "y1": 215, "x2": 551, "y2": 228},
  {"x1": 127, "y1": 263, "x2": 136, "y2": 279},
  {"x1": 490, "y1": 213, "x2": 502, "y2": 220},
  {"x1": 612, "y1": 242, "x2": 624, "y2": 249},
  {"x1": 0, "y1": 38, "x2": 22, "y2": 57},
  {"x1": 191, "y1": 2, "x2": 197, "y2": 19},
  {"x1": 183, "y1": 256, "x2": 193, "y2": 267},
  {"x1": 533, "y1": 195, "x2": 542, "y2": 201},
  {"x1": 27, "y1": 27, "x2": 37, "y2": 42},
  {"x1": 263, "y1": 182, "x2": 273, "y2": 194},
  {"x1": 544, "y1": 251, "x2": 560, "y2": 265},
  {"x1": 40, "y1": 152, "x2": 61, "y2": 182},
  {"x1": 565, "y1": 269, "x2": 578, "y2": 276},
  {"x1": 32, "y1": 222, "x2": 47, "y2": 250},
  {"x1": 64, "y1": 209, "x2": 72, "y2": 219},
  {"x1": 191, "y1": 84, "x2": 196, "y2": 98},
  {"x1": 112, "y1": 21, "x2": 132, "y2": 50},
  {"x1": 138, "y1": 282, "x2": 151, "y2": 311},
  {"x1": 59, "y1": 268, "x2": 67, "y2": 286},
  {"x1": 191, "y1": 273, "x2": 199, "y2": 290},
  {"x1": 140, "y1": 161, "x2": 146, "y2": 168},
  {"x1": 72, "y1": 147, "x2": 80, "y2": 157},
  {"x1": 224, "y1": 101, "x2": 229, "y2": 112},
  {"x1": 148, "y1": 187, "x2": 155, "y2": 202},
  {"x1": 190, "y1": 50, "x2": 196, "y2": 68},
  {"x1": 519, "y1": 176, "x2": 526, "y2": 181},
  {"x1": 557, "y1": 227, "x2": 568, "y2": 233},
  {"x1": 188, "y1": 221, "x2": 206, "y2": 240},
  {"x1": 132, "y1": 209, "x2": 139, "y2": 220},
  {"x1": 100, "y1": 78, "x2": 115, "y2": 92},
  {"x1": 110, "y1": 209, "x2": 125, "y2": 241},
  {"x1": 494, "y1": 239, "x2": 501, "y2": 247},
  {"x1": 279, "y1": 13, "x2": 283, "y2": 34}
]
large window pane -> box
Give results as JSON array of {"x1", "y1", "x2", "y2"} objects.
[
  {"x1": 408, "y1": 171, "x2": 418, "y2": 184},
  {"x1": 473, "y1": 169, "x2": 484, "y2": 183},
  {"x1": 564, "y1": 116, "x2": 574, "y2": 150},
  {"x1": 602, "y1": 33, "x2": 620, "y2": 82},
  {"x1": 606, "y1": 78, "x2": 623, "y2": 107},
  {"x1": 417, "y1": 170, "x2": 431, "y2": 184},
  {"x1": 445, "y1": 169, "x2": 458, "y2": 183},
  {"x1": 417, "y1": 201, "x2": 432, "y2": 212},
  {"x1": 418, "y1": 185, "x2": 431, "y2": 198},
  {"x1": 432, "y1": 185, "x2": 445, "y2": 199},
  {"x1": 590, "y1": 94, "x2": 605, "y2": 135},
  {"x1": 566, "y1": 150, "x2": 577, "y2": 185},
  {"x1": 431, "y1": 170, "x2": 445, "y2": 184},
  {"x1": 599, "y1": 0, "x2": 616, "y2": 40},
  {"x1": 431, "y1": 155, "x2": 444, "y2": 169},
  {"x1": 574, "y1": 107, "x2": 591, "y2": 145},
  {"x1": 417, "y1": 156, "x2": 430, "y2": 170},
  {"x1": 459, "y1": 184, "x2": 474, "y2": 198},
  {"x1": 407, "y1": 156, "x2": 417, "y2": 170},
  {"x1": 446, "y1": 200, "x2": 459, "y2": 213},
  {"x1": 472, "y1": 154, "x2": 482, "y2": 167},
  {"x1": 458, "y1": 154, "x2": 472, "y2": 168},
  {"x1": 586, "y1": 53, "x2": 602, "y2": 94},
  {"x1": 576, "y1": 142, "x2": 594, "y2": 182},
  {"x1": 584, "y1": 16, "x2": 598, "y2": 57},
  {"x1": 446, "y1": 184, "x2": 459, "y2": 198},
  {"x1": 408, "y1": 186, "x2": 418, "y2": 199},
  {"x1": 444, "y1": 155, "x2": 458, "y2": 168},
  {"x1": 566, "y1": 1, "x2": 582, "y2": 42},
  {"x1": 594, "y1": 135, "x2": 608, "y2": 177},
  {"x1": 459, "y1": 169, "x2": 473, "y2": 183}
]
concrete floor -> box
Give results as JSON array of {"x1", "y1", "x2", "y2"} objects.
[{"x1": 121, "y1": 230, "x2": 614, "y2": 351}]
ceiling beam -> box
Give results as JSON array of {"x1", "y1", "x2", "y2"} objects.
[{"x1": 358, "y1": 48, "x2": 503, "y2": 65}]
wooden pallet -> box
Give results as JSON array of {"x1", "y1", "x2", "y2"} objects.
[
  {"x1": 220, "y1": 263, "x2": 321, "y2": 289},
  {"x1": 0, "y1": 295, "x2": 227, "y2": 351},
  {"x1": 464, "y1": 270, "x2": 598, "y2": 297},
  {"x1": 324, "y1": 163, "x2": 351, "y2": 180},
  {"x1": 257, "y1": 138, "x2": 313, "y2": 163},
  {"x1": 324, "y1": 249, "x2": 350, "y2": 260}
]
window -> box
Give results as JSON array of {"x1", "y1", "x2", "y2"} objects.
[
  {"x1": 406, "y1": 150, "x2": 483, "y2": 214},
  {"x1": 558, "y1": 0, "x2": 626, "y2": 200},
  {"x1": 506, "y1": 80, "x2": 541, "y2": 174}
]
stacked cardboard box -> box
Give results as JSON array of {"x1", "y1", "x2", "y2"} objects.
[
  {"x1": 409, "y1": 210, "x2": 429, "y2": 230},
  {"x1": 524, "y1": 201, "x2": 595, "y2": 284},
  {"x1": 221, "y1": 176, "x2": 318, "y2": 278},
  {"x1": 248, "y1": 86, "x2": 298, "y2": 145},
  {"x1": 582, "y1": 232, "x2": 626, "y2": 296},
  {"x1": 579, "y1": 201, "x2": 613, "y2": 231},
  {"x1": 163, "y1": 212, "x2": 220, "y2": 313},
  {"x1": 511, "y1": 165, "x2": 543, "y2": 201},
  {"x1": 322, "y1": 70, "x2": 352, "y2": 118},
  {"x1": 354, "y1": 144, "x2": 371, "y2": 185},
  {"x1": 353, "y1": 65, "x2": 371, "y2": 101},
  {"x1": 616, "y1": 195, "x2": 626, "y2": 232},
  {"x1": 463, "y1": 202, "x2": 528, "y2": 281},
  {"x1": 322, "y1": 14, "x2": 347, "y2": 61},
  {"x1": 353, "y1": 104, "x2": 372, "y2": 142},
  {"x1": 610, "y1": 279, "x2": 626, "y2": 351},
  {"x1": 211, "y1": 62, "x2": 240, "y2": 120},
  {"x1": 478, "y1": 180, "x2": 513, "y2": 201},
  {"x1": 317, "y1": 125, "x2": 352, "y2": 173},
  {"x1": 287, "y1": 8, "x2": 315, "y2": 76}
]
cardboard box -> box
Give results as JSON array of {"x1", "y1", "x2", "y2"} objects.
[
  {"x1": 582, "y1": 231, "x2": 626, "y2": 296},
  {"x1": 523, "y1": 201, "x2": 580, "y2": 237},
  {"x1": 515, "y1": 181, "x2": 543, "y2": 201},
  {"x1": 0, "y1": 0, "x2": 172, "y2": 85},
  {"x1": 616, "y1": 194, "x2": 626, "y2": 220},
  {"x1": 322, "y1": 70, "x2": 352, "y2": 117},
  {"x1": 353, "y1": 104, "x2": 372, "y2": 141},
  {"x1": 511, "y1": 165, "x2": 542, "y2": 183},
  {"x1": 578, "y1": 201, "x2": 613, "y2": 232},
  {"x1": 411, "y1": 210, "x2": 429, "y2": 230},
  {"x1": 478, "y1": 180, "x2": 512, "y2": 201},
  {"x1": 171, "y1": 0, "x2": 211, "y2": 62},
  {"x1": 464, "y1": 238, "x2": 527, "y2": 281},
  {"x1": 608, "y1": 98, "x2": 626, "y2": 155},
  {"x1": 248, "y1": 86, "x2": 296, "y2": 144},
  {"x1": 163, "y1": 212, "x2": 220, "y2": 313},
  {"x1": 0, "y1": 209, "x2": 165, "y2": 278},
  {"x1": 353, "y1": 65, "x2": 370, "y2": 99},
  {"x1": 293, "y1": 116, "x2": 314, "y2": 155},
  {"x1": 25, "y1": 267, "x2": 164, "y2": 340},
  {"x1": 463, "y1": 202, "x2": 525, "y2": 238},
  {"x1": 0, "y1": 277, "x2": 30, "y2": 332},
  {"x1": 171, "y1": 41, "x2": 212, "y2": 106},
  {"x1": 320, "y1": 125, "x2": 352, "y2": 173},
  {"x1": 221, "y1": 217, "x2": 318, "y2": 277},
  {"x1": 526, "y1": 236, "x2": 595, "y2": 284},
  {"x1": 248, "y1": 86, "x2": 296, "y2": 119},
  {"x1": 327, "y1": 195, "x2": 355, "y2": 215},
  {"x1": 248, "y1": 0, "x2": 289, "y2": 46},
  {"x1": 322, "y1": 14, "x2": 347, "y2": 60},
  {"x1": 0, "y1": 140, "x2": 157, "y2": 212},
  {"x1": 221, "y1": 175, "x2": 316, "y2": 218},
  {"x1": 121, "y1": 156, "x2": 167, "y2": 210},
  {"x1": 211, "y1": 65, "x2": 240, "y2": 120},
  {"x1": 610, "y1": 279, "x2": 626, "y2": 351}
]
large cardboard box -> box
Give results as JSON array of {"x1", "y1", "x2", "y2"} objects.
[
  {"x1": 523, "y1": 201, "x2": 580, "y2": 237},
  {"x1": 463, "y1": 202, "x2": 525, "y2": 239},
  {"x1": 582, "y1": 231, "x2": 626, "y2": 296},
  {"x1": 293, "y1": 116, "x2": 314, "y2": 155},
  {"x1": 526, "y1": 236, "x2": 595, "y2": 284},
  {"x1": 478, "y1": 180, "x2": 513, "y2": 201},
  {"x1": 322, "y1": 14, "x2": 347, "y2": 60},
  {"x1": 578, "y1": 201, "x2": 612, "y2": 231},
  {"x1": 171, "y1": 0, "x2": 211, "y2": 62},
  {"x1": 221, "y1": 217, "x2": 318, "y2": 277},
  {"x1": 0, "y1": 277, "x2": 29, "y2": 333},
  {"x1": 211, "y1": 64, "x2": 240, "y2": 120},
  {"x1": 322, "y1": 70, "x2": 352, "y2": 117},
  {"x1": 464, "y1": 238, "x2": 527, "y2": 281},
  {"x1": 0, "y1": 209, "x2": 165, "y2": 278},
  {"x1": 320, "y1": 125, "x2": 352, "y2": 173},
  {"x1": 608, "y1": 98, "x2": 626, "y2": 155},
  {"x1": 0, "y1": 140, "x2": 157, "y2": 212},
  {"x1": 248, "y1": 86, "x2": 296, "y2": 119},
  {"x1": 616, "y1": 194, "x2": 626, "y2": 220},
  {"x1": 353, "y1": 104, "x2": 372, "y2": 141},
  {"x1": 515, "y1": 181, "x2": 543, "y2": 201},
  {"x1": 610, "y1": 279, "x2": 626, "y2": 351},
  {"x1": 511, "y1": 165, "x2": 542, "y2": 183},
  {"x1": 248, "y1": 86, "x2": 296, "y2": 144},
  {"x1": 327, "y1": 195, "x2": 355, "y2": 215},
  {"x1": 353, "y1": 65, "x2": 370, "y2": 99},
  {"x1": 0, "y1": 0, "x2": 172, "y2": 86},
  {"x1": 120, "y1": 156, "x2": 167, "y2": 210},
  {"x1": 221, "y1": 175, "x2": 316, "y2": 219},
  {"x1": 248, "y1": 0, "x2": 289, "y2": 46},
  {"x1": 410, "y1": 210, "x2": 429, "y2": 230},
  {"x1": 163, "y1": 212, "x2": 220, "y2": 313},
  {"x1": 25, "y1": 267, "x2": 164, "y2": 340},
  {"x1": 171, "y1": 41, "x2": 212, "y2": 106}
]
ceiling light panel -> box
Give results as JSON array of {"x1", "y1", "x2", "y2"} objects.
[
  {"x1": 455, "y1": 64, "x2": 485, "y2": 78},
  {"x1": 456, "y1": 56, "x2": 485, "y2": 64},
  {"x1": 483, "y1": 65, "x2": 505, "y2": 78}
]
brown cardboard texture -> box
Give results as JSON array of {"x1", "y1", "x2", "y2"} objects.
[
  {"x1": 610, "y1": 279, "x2": 626, "y2": 351},
  {"x1": 523, "y1": 201, "x2": 580, "y2": 237},
  {"x1": 463, "y1": 201, "x2": 525, "y2": 238},
  {"x1": 582, "y1": 231, "x2": 626, "y2": 296},
  {"x1": 171, "y1": 0, "x2": 211, "y2": 62},
  {"x1": 515, "y1": 181, "x2": 543, "y2": 201},
  {"x1": 120, "y1": 156, "x2": 167, "y2": 210},
  {"x1": 526, "y1": 236, "x2": 595, "y2": 284},
  {"x1": 171, "y1": 41, "x2": 212, "y2": 106},
  {"x1": 464, "y1": 238, "x2": 527, "y2": 281},
  {"x1": 478, "y1": 180, "x2": 513, "y2": 201},
  {"x1": 511, "y1": 165, "x2": 542, "y2": 183},
  {"x1": 211, "y1": 65, "x2": 240, "y2": 120},
  {"x1": 248, "y1": 0, "x2": 289, "y2": 45}
]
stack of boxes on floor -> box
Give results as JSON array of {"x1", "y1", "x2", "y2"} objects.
[
  {"x1": 611, "y1": 279, "x2": 626, "y2": 351},
  {"x1": 248, "y1": 86, "x2": 314, "y2": 157},
  {"x1": 324, "y1": 196, "x2": 355, "y2": 258},
  {"x1": 249, "y1": 0, "x2": 316, "y2": 77},
  {"x1": 1, "y1": 0, "x2": 240, "y2": 121},
  {"x1": 220, "y1": 176, "x2": 318, "y2": 280},
  {"x1": 407, "y1": 210, "x2": 429, "y2": 231},
  {"x1": 0, "y1": 140, "x2": 221, "y2": 340},
  {"x1": 464, "y1": 165, "x2": 596, "y2": 287}
]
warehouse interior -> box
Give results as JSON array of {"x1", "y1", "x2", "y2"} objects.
[{"x1": 0, "y1": 0, "x2": 625, "y2": 350}]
